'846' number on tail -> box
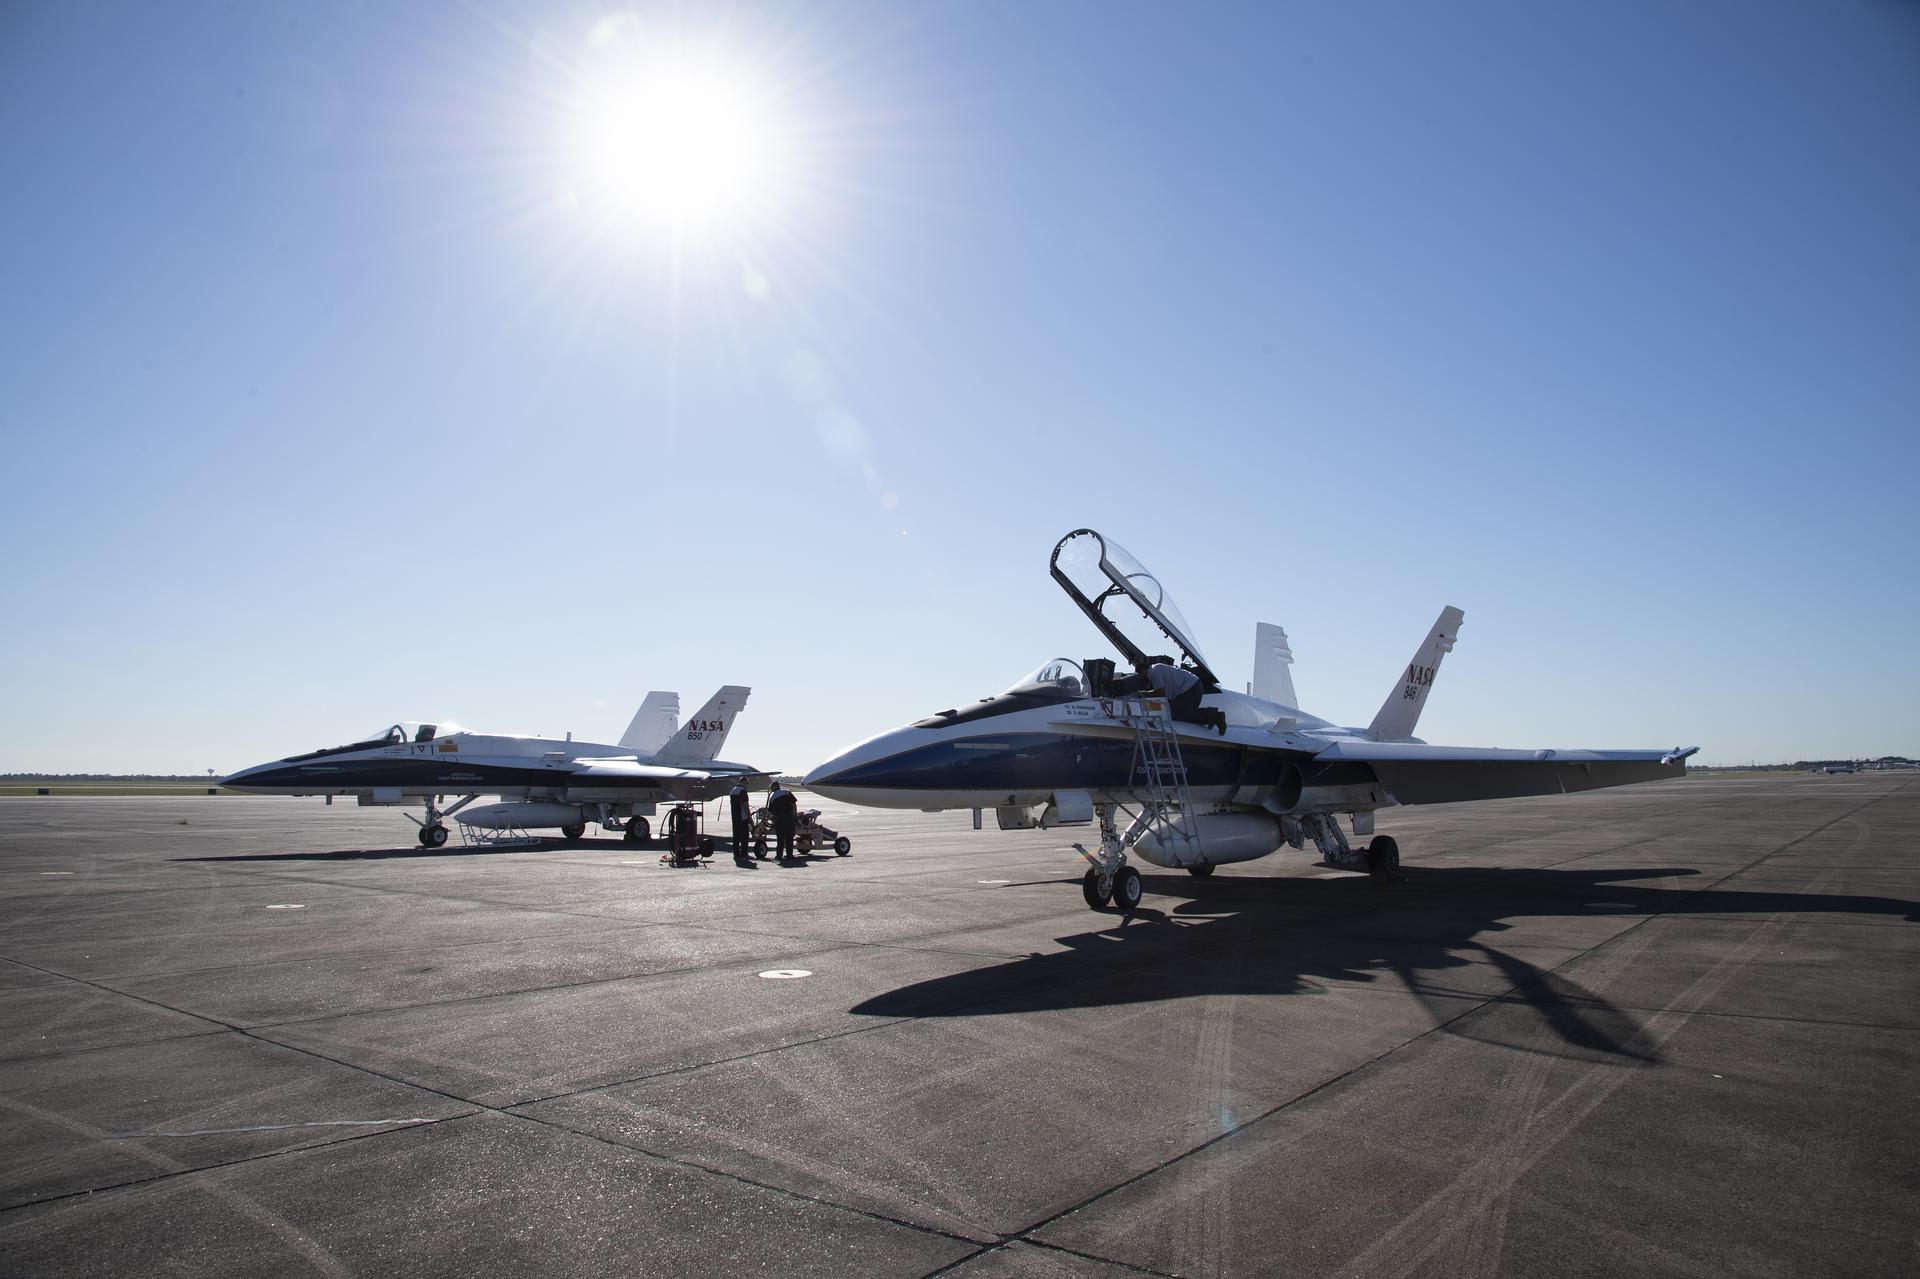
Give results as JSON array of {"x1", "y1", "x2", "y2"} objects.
[{"x1": 1401, "y1": 663, "x2": 1436, "y2": 701}]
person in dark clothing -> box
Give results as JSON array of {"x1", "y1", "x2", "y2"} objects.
[
  {"x1": 767, "y1": 782, "x2": 800, "y2": 862},
  {"x1": 728, "y1": 781, "x2": 754, "y2": 860},
  {"x1": 1147, "y1": 662, "x2": 1228, "y2": 734}
]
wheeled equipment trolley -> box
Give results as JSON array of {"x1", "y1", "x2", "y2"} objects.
[
  {"x1": 750, "y1": 806, "x2": 852, "y2": 858},
  {"x1": 659, "y1": 802, "x2": 715, "y2": 865}
]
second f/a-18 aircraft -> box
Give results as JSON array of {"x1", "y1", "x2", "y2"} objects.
[
  {"x1": 806, "y1": 528, "x2": 1696, "y2": 911},
  {"x1": 224, "y1": 687, "x2": 767, "y2": 847}
]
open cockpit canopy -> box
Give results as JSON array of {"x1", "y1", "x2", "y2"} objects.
[{"x1": 1049, "y1": 529, "x2": 1216, "y2": 686}]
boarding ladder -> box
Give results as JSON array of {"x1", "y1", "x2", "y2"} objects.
[{"x1": 1114, "y1": 696, "x2": 1204, "y2": 867}]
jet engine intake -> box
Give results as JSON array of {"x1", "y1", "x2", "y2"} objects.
[
  {"x1": 1266, "y1": 764, "x2": 1387, "y2": 816},
  {"x1": 1274, "y1": 763, "x2": 1304, "y2": 812},
  {"x1": 1135, "y1": 812, "x2": 1285, "y2": 868}
]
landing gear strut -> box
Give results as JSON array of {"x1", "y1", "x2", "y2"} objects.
[
  {"x1": 406, "y1": 794, "x2": 478, "y2": 851},
  {"x1": 1075, "y1": 803, "x2": 1143, "y2": 913}
]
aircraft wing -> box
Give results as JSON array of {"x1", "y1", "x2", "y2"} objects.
[
  {"x1": 570, "y1": 760, "x2": 706, "y2": 783},
  {"x1": 1310, "y1": 741, "x2": 1697, "y2": 806},
  {"x1": 569, "y1": 759, "x2": 772, "y2": 785}
]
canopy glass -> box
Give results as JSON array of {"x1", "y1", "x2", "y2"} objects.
[{"x1": 1049, "y1": 529, "x2": 1215, "y2": 683}]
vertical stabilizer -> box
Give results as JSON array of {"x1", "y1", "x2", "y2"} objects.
[
  {"x1": 651, "y1": 686, "x2": 751, "y2": 765},
  {"x1": 619, "y1": 691, "x2": 680, "y2": 754},
  {"x1": 1248, "y1": 623, "x2": 1299, "y2": 707},
  {"x1": 1367, "y1": 607, "x2": 1465, "y2": 741}
]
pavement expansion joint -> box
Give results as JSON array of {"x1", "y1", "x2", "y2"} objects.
[
  {"x1": 1487, "y1": 996, "x2": 1920, "y2": 1034},
  {"x1": 497, "y1": 1108, "x2": 999, "y2": 1249},
  {"x1": 3, "y1": 780, "x2": 1913, "y2": 1274}
]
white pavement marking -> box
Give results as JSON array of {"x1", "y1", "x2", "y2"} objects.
[
  {"x1": 109, "y1": 1118, "x2": 438, "y2": 1138},
  {"x1": 264, "y1": 904, "x2": 306, "y2": 910},
  {"x1": 758, "y1": 969, "x2": 813, "y2": 979}
]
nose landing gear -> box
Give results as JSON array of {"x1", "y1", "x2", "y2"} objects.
[
  {"x1": 407, "y1": 794, "x2": 478, "y2": 851},
  {"x1": 1075, "y1": 804, "x2": 1147, "y2": 913}
]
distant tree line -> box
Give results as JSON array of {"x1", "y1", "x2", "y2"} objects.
[
  {"x1": 2, "y1": 774, "x2": 218, "y2": 783},
  {"x1": 1703, "y1": 757, "x2": 1915, "y2": 771}
]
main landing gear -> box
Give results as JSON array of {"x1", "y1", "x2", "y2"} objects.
[
  {"x1": 623, "y1": 816, "x2": 651, "y2": 847},
  {"x1": 1365, "y1": 835, "x2": 1400, "y2": 883},
  {"x1": 407, "y1": 794, "x2": 479, "y2": 850},
  {"x1": 1295, "y1": 814, "x2": 1400, "y2": 884}
]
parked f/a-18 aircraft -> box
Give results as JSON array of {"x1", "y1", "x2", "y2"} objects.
[
  {"x1": 807, "y1": 528, "x2": 1696, "y2": 911},
  {"x1": 224, "y1": 687, "x2": 766, "y2": 847}
]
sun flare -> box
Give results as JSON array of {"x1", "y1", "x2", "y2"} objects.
[{"x1": 567, "y1": 49, "x2": 788, "y2": 240}]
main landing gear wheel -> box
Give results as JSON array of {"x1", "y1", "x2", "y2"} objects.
[
  {"x1": 1111, "y1": 865, "x2": 1143, "y2": 912},
  {"x1": 1081, "y1": 867, "x2": 1112, "y2": 909},
  {"x1": 1366, "y1": 835, "x2": 1401, "y2": 884},
  {"x1": 1186, "y1": 863, "x2": 1215, "y2": 878},
  {"x1": 418, "y1": 824, "x2": 448, "y2": 849},
  {"x1": 560, "y1": 822, "x2": 586, "y2": 842},
  {"x1": 624, "y1": 817, "x2": 650, "y2": 846},
  {"x1": 833, "y1": 836, "x2": 851, "y2": 856}
]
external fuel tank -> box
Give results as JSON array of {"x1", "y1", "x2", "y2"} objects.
[{"x1": 1134, "y1": 811, "x2": 1285, "y2": 868}]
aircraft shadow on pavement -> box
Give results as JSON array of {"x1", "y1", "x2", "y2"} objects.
[{"x1": 849, "y1": 866, "x2": 1920, "y2": 1065}]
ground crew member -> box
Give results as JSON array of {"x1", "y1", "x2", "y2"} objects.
[
  {"x1": 767, "y1": 781, "x2": 799, "y2": 862},
  {"x1": 1147, "y1": 661, "x2": 1227, "y2": 734},
  {"x1": 729, "y1": 780, "x2": 753, "y2": 859}
]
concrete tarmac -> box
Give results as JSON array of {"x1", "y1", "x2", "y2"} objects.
[{"x1": 0, "y1": 774, "x2": 1914, "y2": 1276}]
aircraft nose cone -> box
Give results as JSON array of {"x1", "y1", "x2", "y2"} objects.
[
  {"x1": 220, "y1": 763, "x2": 268, "y2": 791},
  {"x1": 802, "y1": 756, "x2": 849, "y2": 789},
  {"x1": 805, "y1": 725, "x2": 927, "y2": 800}
]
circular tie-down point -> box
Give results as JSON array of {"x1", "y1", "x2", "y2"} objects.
[
  {"x1": 758, "y1": 969, "x2": 813, "y2": 980},
  {"x1": 265, "y1": 904, "x2": 307, "y2": 911}
]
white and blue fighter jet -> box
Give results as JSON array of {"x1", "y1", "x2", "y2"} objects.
[
  {"x1": 806, "y1": 529, "x2": 1696, "y2": 911},
  {"x1": 225, "y1": 687, "x2": 768, "y2": 848}
]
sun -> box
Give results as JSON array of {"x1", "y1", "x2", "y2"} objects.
[{"x1": 566, "y1": 42, "x2": 789, "y2": 241}]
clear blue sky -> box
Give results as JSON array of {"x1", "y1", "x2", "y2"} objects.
[{"x1": 2, "y1": 0, "x2": 1914, "y2": 774}]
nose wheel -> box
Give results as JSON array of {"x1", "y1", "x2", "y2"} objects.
[
  {"x1": 1076, "y1": 804, "x2": 1145, "y2": 912},
  {"x1": 408, "y1": 794, "x2": 477, "y2": 851}
]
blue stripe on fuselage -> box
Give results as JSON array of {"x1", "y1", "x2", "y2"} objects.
[{"x1": 818, "y1": 732, "x2": 1293, "y2": 793}]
